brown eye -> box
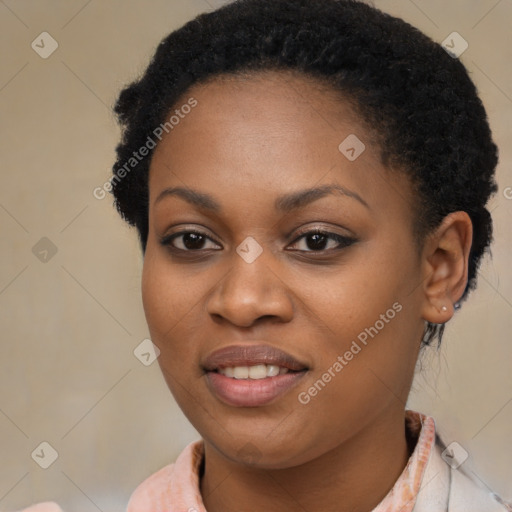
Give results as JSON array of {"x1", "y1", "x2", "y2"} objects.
[
  {"x1": 160, "y1": 230, "x2": 221, "y2": 252},
  {"x1": 289, "y1": 230, "x2": 356, "y2": 252}
]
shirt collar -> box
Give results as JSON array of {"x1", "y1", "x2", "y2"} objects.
[{"x1": 127, "y1": 409, "x2": 436, "y2": 512}]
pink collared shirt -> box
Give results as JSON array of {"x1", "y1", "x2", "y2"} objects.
[
  {"x1": 126, "y1": 410, "x2": 433, "y2": 511},
  {"x1": 125, "y1": 410, "x2": 511, "y2": 512},
  {"x1": 17, "y1": 410, "x2": 511, "y2": 512}
]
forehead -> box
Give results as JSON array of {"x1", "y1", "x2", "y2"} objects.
[{"x1": 148, "y1": 70, "x2": 414, "y2": 222}]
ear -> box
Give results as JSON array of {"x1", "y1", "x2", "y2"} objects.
[{"x1": 420, "y1": 211, "x2": 473, "y2": 324}]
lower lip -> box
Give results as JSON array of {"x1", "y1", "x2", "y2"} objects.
[{"x1": 206, "y1": 371, "x2": 307, "y2": 407}]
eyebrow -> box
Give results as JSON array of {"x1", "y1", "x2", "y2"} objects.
[{"x1": 154, "y1": 183, "x2": 369, "y2": 212}]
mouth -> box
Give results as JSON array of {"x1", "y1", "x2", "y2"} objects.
[
  {"x1": 202, "y1": 344, "x2": 309, "y2": 407},
  {"x1": 216, "y1": 364, "x2": 293, "y2": 379}
]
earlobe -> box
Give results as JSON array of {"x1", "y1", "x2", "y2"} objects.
[{"x1": 420, "y1": 211, "x2": 473, "y2": 324}]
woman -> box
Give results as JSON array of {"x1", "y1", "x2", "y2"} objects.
[{"x1": 18, "y1": 0, "x2": 511, "y2": 510}]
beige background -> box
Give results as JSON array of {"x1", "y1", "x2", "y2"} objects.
[{"x1": 0, "y1": 0, "x2": 511, "y2": 510}]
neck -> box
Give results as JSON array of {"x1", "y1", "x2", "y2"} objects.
[{"x1": 200, "y1": 409, "x2": 412, "y2": 512}]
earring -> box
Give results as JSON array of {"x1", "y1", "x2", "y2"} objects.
[{"x1": 441, "y1": 305, "x2": 448, "y2": 312}]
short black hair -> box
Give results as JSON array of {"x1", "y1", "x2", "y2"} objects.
[{"x1": 110, "y1": 0, "x2": 498, "y2": 347}]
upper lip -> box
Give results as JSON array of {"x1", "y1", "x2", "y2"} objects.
[{"x1": 202, "y1": 344, "x2": 308, "y2": 372}]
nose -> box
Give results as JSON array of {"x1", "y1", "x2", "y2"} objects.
[{"x1": 206, "y1": 242, "x2": 294, "y2": 328}]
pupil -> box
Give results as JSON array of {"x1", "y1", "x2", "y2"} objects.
[
  {"x1": 307, "y1": 233, "x2": 327, "y2": 251},
  {"x1": 184, "y1": 233, "x2": 204, "y2": 250}
]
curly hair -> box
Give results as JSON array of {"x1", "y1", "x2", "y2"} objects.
[{"x1": 110, "y1": 0, "x2": 498, "y2": 347}]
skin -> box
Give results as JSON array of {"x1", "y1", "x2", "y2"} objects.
[{"x1": 141, "y1": 70, "x2": 472, "y2": 512}]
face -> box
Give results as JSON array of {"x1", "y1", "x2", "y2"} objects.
[{"x1": 142, "y1": 70, "x2": 427, "y2": 469}]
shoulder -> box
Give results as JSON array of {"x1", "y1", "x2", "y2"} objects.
[
  {"x1": 126, "y1": 439, "x2": 205, "y2": 512},
  {"x1": 13, "y1": 503, "x2": 63, "y2": 512},
  {"x1": 414, "y1": 433, "x2": 511, "y2": 512},
  {"x1": 126, "y1": 462, "x2": 177, "y2": 512},
  {"x1": 448, "y1": 457, "x2": 512, "y2": 512}
]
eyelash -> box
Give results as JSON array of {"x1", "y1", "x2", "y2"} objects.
[
  {"x1": 291, "y1": 227, "x2": 356, "y2": 250},
  {"x1": 159, "y1": 227, "x2": 357, "y2": 255}
]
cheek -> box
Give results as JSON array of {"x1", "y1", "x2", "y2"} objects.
[
  {"x1": 141, "y1": 250, "x2": 202, "y2": 403},
  {"x1": 292, "y1": 242, "x2": 415, "y2": 343},
  {"x1": 141, "y1": 248, "x2": 202, "y2": 355},
  {"x1": 292, "y1": 242, "x2": 420, "y2": 399}
]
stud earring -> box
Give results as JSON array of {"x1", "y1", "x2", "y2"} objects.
[{"x1": 441, "y1": 305, "x2": 448, "y2": 312}]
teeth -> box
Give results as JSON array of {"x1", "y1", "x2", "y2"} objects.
[
  {"x1": 218, "y1": 364, "x2": 289, "y2": 379},
  {"x1": 223, "y1": 367, "x2": 235, "y2": 378},
  {"x1": 248, "y1": 364, "x2": 267, "y2": 379},
  {"x1": 233, "y1": 366, "x2": 249, "y2": 379},
  {"x1": 267, "y1": 365, "x2": 280, "y2": 377}
]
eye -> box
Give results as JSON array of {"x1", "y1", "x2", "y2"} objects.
[
  {"x1": 160, "y1": 227, "x2": 356, "y2": 254},
  {"x1": 160, "y1": 230, "x2": 221, "y2": 252},
  {"x1": 288, "y1": 228, "x2": 356, "y2": 252}
]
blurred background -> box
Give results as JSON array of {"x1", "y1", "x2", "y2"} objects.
[{"x1": 1, "y1": 0, "x2": 511, "y2": 510}]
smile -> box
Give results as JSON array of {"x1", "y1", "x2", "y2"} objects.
[
  {"x1": 217, "y1": 364, "x2": 290, "y2": 379},
  {"x1": 203, "y1": 344, "x2": 309, "y2": 407}
]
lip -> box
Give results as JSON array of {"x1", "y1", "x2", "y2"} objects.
[
  {"x1": 202, "y1": 344, "x2": 308, "y2": 372},
  {"x1": 202, "y1": 344, "x2": 309, "y2": 407}
]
